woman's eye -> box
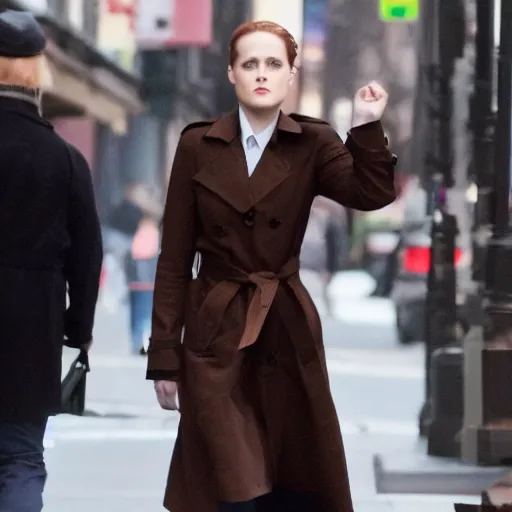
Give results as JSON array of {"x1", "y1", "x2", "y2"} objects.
[
  {"x1": 269, "y1": 61, "x2": 282, "y2": 68},
  {"x1": 243, "y1": 61, "x2": 256, "y2": 69}
]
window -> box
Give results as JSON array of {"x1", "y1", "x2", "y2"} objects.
[
  {"x1": 47, "y1": 0, "x2": 66, "y2": 17},
  {"x1": 67, "y1": 0, "x2": 84, "y2": 31},
  {"x1": 18, "y1": 0, "x2": 48, "y2": 12},
  {"x1": 187, "y1": 48, "x2": 201, "y2": 84}
]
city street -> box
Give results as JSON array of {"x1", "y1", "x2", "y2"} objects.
[
  {"x1": 43, "y1": 271, "x2": 478, "y2": 511},
  {"x1": 0, "y1": 1, "x2": 493, "y2": 512}
]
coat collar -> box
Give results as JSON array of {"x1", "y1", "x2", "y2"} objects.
[
  {"x1": 0, "y1": 85, "x2": 41, "y2": 110},
  {"x1": 204, "y1": 108, "x2": 302, "y2": 142},
  {"x1": 238, "y1": 107, "x2": 278, "y2": 152},
  {"x1": 0, "y1": 92, "x2": 53, "y2": 129},
  {"x1": 193, "y1": 108, "x2": 302, "y2": 214}
]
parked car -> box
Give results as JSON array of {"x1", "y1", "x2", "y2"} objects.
[
  {"x1": 362, "y1": 229, "x2": 401, "y2": 297},
  {"x1": 354, "y1": 192, "x2": 405, "y2": 298},
  {"x1": 391, "y1": 178, "x2": 471, "y2": 344}
]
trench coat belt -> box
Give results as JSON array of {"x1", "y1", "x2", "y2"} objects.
[{"x1": 198, "y1": 255, "x2": 301, "y2": 350}]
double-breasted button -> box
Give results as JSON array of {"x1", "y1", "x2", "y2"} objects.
[
  {"x1": 268, "y1": 217, "x2": 281, "y2": 229},
  {"x1": 243, "y1": 209, "x2": 255, "y2": 227},
  {"x1": 213, "y1": 224, "x2": 228, "y2": 237},
  {"x1": 267, "y1": 351, "x2": 278, "y2": 366},
  {"x1": 391, "y1": 153, "x2": 398, "y2": 167}
]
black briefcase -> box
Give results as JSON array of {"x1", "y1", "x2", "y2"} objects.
[{"x1": 61, "y1": 349, "x2": 90, "y2": 416}]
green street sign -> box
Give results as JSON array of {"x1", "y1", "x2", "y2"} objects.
[{"x1": 380, "y1": 0, "x2": 419, "y2": 22}]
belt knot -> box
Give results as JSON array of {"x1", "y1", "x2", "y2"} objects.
[
  {"x1": 198, "y1": 255, "x2": 301, "y2": 350},
  {"x1": 247, "y1": 272, "x2": 280, "y2": 310}
]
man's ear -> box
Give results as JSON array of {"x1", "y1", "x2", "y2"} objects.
[{"x1": 228, "y1": 66, "x2": 235, "y2": 85}]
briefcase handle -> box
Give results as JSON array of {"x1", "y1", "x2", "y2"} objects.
[{"x1": 76, "y1": 349, "x2": 90, "y2": 372}]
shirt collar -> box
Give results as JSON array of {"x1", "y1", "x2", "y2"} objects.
[{"x1": 239, "y1": 106, "x2": 279, "y2": 150}]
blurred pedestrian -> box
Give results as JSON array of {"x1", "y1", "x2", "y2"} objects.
[
  {"x1": 125, "y1": 215, "x2": 160, "y2": 355},
  {"x1": 0, "y1": 11, "x2": 102, "y2": 512},
  {"x1": 106, "y1": 182, "x2": 162, "y2": 352},
  {"x1": 300, "y1": 197, "x2": 348, "y2": 314},
  {"x1": 148, "y1": 20, "x2": 397, "y2": 512},
  {"x1": 105, "y1": 181, "x2": 163, "y2": 259}
]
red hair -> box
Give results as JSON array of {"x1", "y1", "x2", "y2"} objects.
[{"x1": 229, "y1": 21, "x2": 298, "y2": 67}]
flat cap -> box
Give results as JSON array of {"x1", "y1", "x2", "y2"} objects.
[{"x1": 0, "y1": 10, "x2": 45, "y2": 58}]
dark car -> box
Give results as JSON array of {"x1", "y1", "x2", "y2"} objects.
[
  {"x1": 391, "y1": 179, "x2": 471, "y2": 344},
  {"x1": 362, "y1": 229, "x2": 401, "y2": 297}
]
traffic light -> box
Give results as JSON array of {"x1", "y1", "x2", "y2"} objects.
[{"x1": 379, "y1": 0, "x2": 419, "y2": 21}]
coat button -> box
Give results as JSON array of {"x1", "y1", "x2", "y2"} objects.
[
  {"x1": 267, "y1": 351, "x2": 278, "y2": 366},
  {"x1": 391, "y1": 153, "x2": 398, "y2": 166},
  {"x1": 243, "y1": 209, "x2": 255, "y2": 227},
  {"x1": 213, "y1": 224, "x2": 228, "y2": 237},
  {"x1": 268, "y1": 217, "x2": 281, "y2": 229}
]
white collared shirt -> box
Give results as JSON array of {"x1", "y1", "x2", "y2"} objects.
[{"x1": 239, "y1": 107, "x2": 279, "y2": 176}]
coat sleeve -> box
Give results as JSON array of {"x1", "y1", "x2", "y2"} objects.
[
  {"x1": 146, "y1": 134, "x2": 197, "y2": 382},
  {"x1": 315, "y1": 121, "x2": 397, "y2": 210},
  {"x1": 63, "y1": 145, "x2": 103, "y2": 348}
]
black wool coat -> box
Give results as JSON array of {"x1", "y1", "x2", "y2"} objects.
[{"x1": 0, "y1": 97, "x2": 103, "y2": 422}]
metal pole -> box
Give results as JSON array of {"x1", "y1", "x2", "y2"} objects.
[
  {"x1": 462, "y1": 0, "x2": 512, "y2": 465},
  {"x1": 419, "y1": 0, "x2": 465, "y2": 453},
  {"x1": 417, "y1": 0, "x2": 441, "y2": 437},
  {"x1": 489, "y1": 0, "x2": 512, "y2": 236},
  {"x1": 460, "y1": 0, "x2": 496, "y2": 465},
  {"x1": 485, "y1": 0, "x2": 512, "y2": 327},
  {"x1": 464, "y1": 0, "x2": 496, "y2": 333},
  {"x1": 470, "y1": 0, "x2": 495, "y2": 279}
]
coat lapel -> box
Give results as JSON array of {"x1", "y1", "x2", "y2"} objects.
[
  {"x1": 192, "y1": 109, "x2": 302, "y2": 213},
  {"x1": 248, "y1": 112, "x2": 302, "y2": 205},
  {"x1": 192, "y1": 110, "x2": 252, "y2": 214}
]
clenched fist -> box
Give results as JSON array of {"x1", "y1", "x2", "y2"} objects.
[{"x1": 351, "y1": 81, "x2": 388, "y2": 128}]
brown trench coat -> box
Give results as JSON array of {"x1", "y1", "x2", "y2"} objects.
[{"x1": 146, "y1": 109, "x2": 397, "y2": 512}]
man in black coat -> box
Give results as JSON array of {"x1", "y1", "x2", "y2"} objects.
[{"x1": 0, "y1": 11, "x2": 103, "y2": 512}]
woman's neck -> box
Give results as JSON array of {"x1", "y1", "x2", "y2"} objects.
[{"x1": 240, "y1": 105, "x2": 280, "y2": 135}]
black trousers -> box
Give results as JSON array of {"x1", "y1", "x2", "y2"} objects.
[
  {"x1": 0, "y1": 417, "x2": 48, "y2": 512},
  {"x1": 219, "y1": 489, "x2": 317, "y2": 512}
]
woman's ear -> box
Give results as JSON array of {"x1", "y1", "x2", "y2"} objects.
[
  {"x1": 289, "y1": 66, "x2": 297, "y2": 84},
  {"x1": 227, "y1": 65, "x2": 235, "y2": 85}
]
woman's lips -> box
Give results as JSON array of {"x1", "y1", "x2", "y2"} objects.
[{"x1": 254, "y1": 88, "x2": 270, "y2": 95}]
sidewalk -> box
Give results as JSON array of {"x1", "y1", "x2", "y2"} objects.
[{"x1": 44, "y1": 274, "x2": 480, "y2": 512}]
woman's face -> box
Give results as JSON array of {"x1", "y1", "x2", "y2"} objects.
[{"x1": 228, "y1": 31, "x2": 294, "y2": 112}]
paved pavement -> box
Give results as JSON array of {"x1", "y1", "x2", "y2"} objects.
[{"x1": 42, "y1": 271, "x2": 479, "y2": 511}]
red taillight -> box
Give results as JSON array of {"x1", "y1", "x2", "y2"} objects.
[
  {"x1": 454, "y1": 248, "x2": 463, "y2": 266},
  {"x1": 402, "y1": 247, "x2": 463, "y2": 273},
  {"x1": 403, "y1": 247, "x2": 430, "y2": 273}
]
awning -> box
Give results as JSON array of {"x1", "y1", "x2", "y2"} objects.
[
  {"x1": 44, "y1": 40, "x2": 145, "y2": 134},
  {"x1": 1, "y1": 0, "x2": 146, "y2": 133}
]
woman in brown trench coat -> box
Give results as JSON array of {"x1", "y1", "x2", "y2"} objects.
[{"x1": 146, "y1": 20, "x2": 397, "y2": 512}]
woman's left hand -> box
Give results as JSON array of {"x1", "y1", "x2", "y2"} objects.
[{"x1": 351, "y1": 81, "x2": 389, "y2": 128}]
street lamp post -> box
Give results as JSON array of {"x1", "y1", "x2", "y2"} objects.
[
  {"x1": 461, "y1": 0, "x2": 512, "y2": 466},
  {"x1": 418, "y1": 0, "x2": 466, "y2": 456},
  {"x1": 469, "y1": 0, "x2": 496, "y2": 292}
]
